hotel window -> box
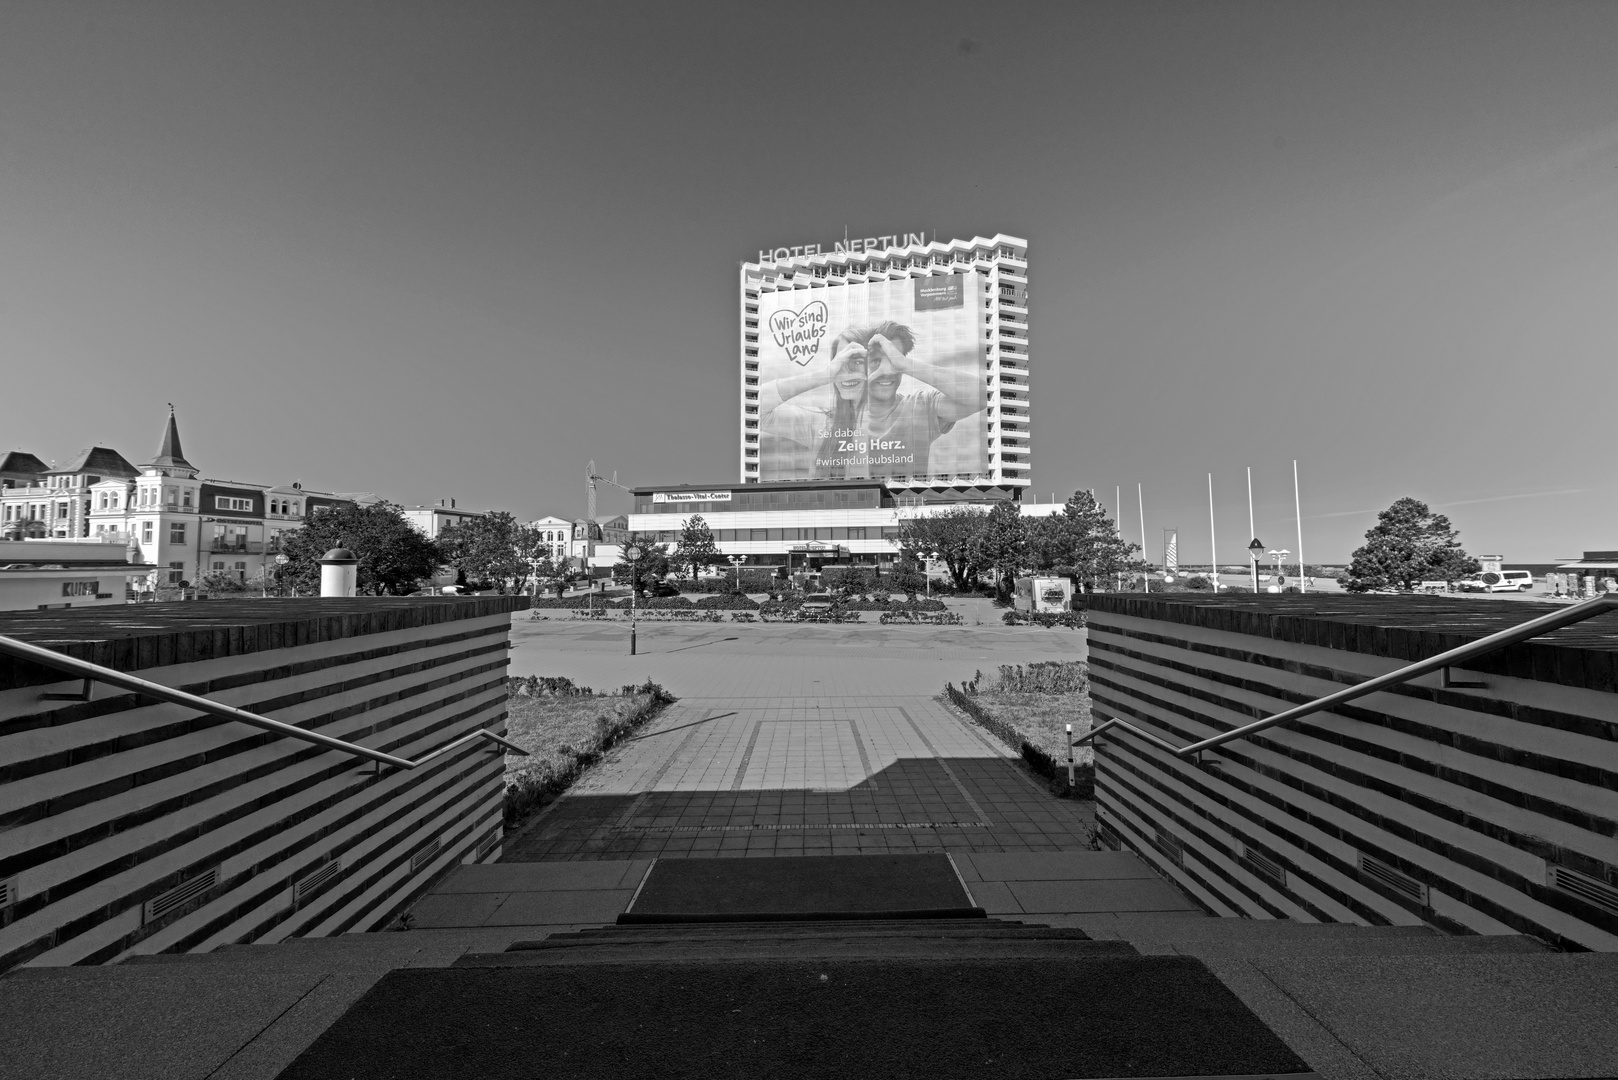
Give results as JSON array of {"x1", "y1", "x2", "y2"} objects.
[
  {"x1": 183, "y1": 489, "x2": 193, "y2": 507},
  {"x1": 168, "y1": 561, "x2": 184, "y2": 584},
  {"x1": 215, "y1": 496, "x2": 254, "y2": 512},
  {"x1": 57, "y1": 502, "x2": 68, "y2": 519},
  {"x1": 169, "y1": 523, "x2": 186, "y2": 544},
  {"x1": 142, "y1": 521, "x2": 153, "y2": 543},
  {"x1": 848, "y1": 527, "x2": 867, "y2": 541}
]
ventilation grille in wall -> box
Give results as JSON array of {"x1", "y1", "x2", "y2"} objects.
[
  {"x1": 476, "y1": 831, "x2": 501, "y2": 858},
  {"x1": 1548, "y1": 865, "x2": 1618, "y2": 918},
  {"x1": 409, "y1": 837, "x2": 442, "y2": 873},
  {"x1": 1242, "y1": 845, "x2": 1288, "y2": 888},
  {"x1": 0, "y1": 877, "x2": 18, "y2": 911},
  {"x1": 142, "y1": 866, "x2": 220, "y2": 925},
  {"x1": 292, "y1": 859, "x2": 344, "y2": 909},
  {"x1": 1155, "y1": 829, "x2": 1184, "y2": 869},
  {"x1": 1357, "y1": 853, "x2": 1429, "y2": 907}
]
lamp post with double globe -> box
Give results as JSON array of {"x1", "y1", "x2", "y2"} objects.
[
  {"x1": 729, "y1": 553, "x2": 747, "y2": 593},
  {"x1": 623, "y1": 543, "x2": 642, "y2": 655}
]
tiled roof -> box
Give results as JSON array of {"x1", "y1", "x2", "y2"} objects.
[
  {"x1": 49, "y1": 446, "x2": 140, "y2": 477},
  {"x1": 0, "y1": 451, "x2": 48, "y2": 477}
]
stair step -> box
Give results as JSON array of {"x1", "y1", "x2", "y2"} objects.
[
  {"x1": 457, "y1": 938, "x2": 1141, "y2": 966},
  {"x1": 1157, "y1": 933, "x2": 1551, "y2": 959},
  {"x1": 518, "y1": 918, "x2": 1084, "y2": 948}
]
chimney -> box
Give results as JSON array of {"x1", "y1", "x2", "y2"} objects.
[
  {"x1": 439, "y1": 499, "x2": 445, "y2": 507},
  {"x1": 451, "y1": 498, "x2": 456, "y2": 509}
]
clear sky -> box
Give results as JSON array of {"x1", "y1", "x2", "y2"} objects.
[{"x1": 3, "y1": 2, "x2": 1615, "y2": 561}]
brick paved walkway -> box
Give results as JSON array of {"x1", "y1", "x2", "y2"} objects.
[{"x1": 502, "y1": 619, "x2": 1095, "y2": 861}]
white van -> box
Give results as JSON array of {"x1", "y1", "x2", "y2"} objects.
[{"x1": 1459, "y1": 570, "x2": 1534, "y2": 593}]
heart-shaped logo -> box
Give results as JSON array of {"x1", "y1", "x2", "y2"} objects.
[{"x1": 767, "y1": 301, "x2": 829, "y2": 365}]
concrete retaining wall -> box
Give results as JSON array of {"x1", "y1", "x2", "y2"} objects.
[
  {"x1": 0, "y1": 596, "x2": 526, "y2": 970},
  {"x1": 1084, "y1": 594, "x2": 1618, "y2": 952}
]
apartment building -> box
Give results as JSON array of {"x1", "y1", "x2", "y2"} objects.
[{"x1": 4, "y1": 409, "x2": 372, "y2": 590}]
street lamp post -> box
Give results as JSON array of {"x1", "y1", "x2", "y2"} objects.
[
  {"x1": 623, "y1": 543, "x2": 642, "y2": 656},
  {"x1": 729, "y1": 553, "x2": 748, "y2": 593},
  {"x1": 1268, "y1": 548, "x2": 1290, "y2": 593},
  {"x1": 1247, "y1": 537, "x2": 1264, "y2": 594}
]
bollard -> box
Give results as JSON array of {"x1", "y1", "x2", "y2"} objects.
[{"x1": 1066, "y1": 723, "x2": 1075, "y2": 788}]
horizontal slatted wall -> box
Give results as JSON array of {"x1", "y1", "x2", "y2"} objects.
[
  {"x1": 1085, "y1": 597, "x2": 1618, "y2": 953},
  {"x1": 0, "y1": 597, "x2": 524, "y2": 970}
]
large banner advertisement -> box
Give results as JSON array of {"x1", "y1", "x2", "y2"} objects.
[{"x1": 755, "y1": 273, "x2": 988, "y2": 482}]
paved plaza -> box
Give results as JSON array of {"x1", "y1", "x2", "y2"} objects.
[{"x1": 503, "y1": 614, "x2": 1098, "y2": 861}]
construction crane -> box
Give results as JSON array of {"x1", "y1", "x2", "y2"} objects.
[{"x1": 586, "y1": 460, "x2": 630, "y2": 523}]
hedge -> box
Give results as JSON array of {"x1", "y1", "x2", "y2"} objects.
[
  {"x1": 1002, "y1": 610, "x2": 1085, "y2": 629},
  {"x1": 503, "y1": 679, "x2": 676, "y2": 827},
  {"x1": 880, "y1": 610, "x2": 962, "y2": 625},
  {"x1": 943, "y1": 682, "x2": 1094, "y2": 799}
]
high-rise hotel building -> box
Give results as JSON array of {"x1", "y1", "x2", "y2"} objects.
[
  {"x1": 620, "y1": 234, "x2": 1039, "y2": 571},
  {"x1": 739, "y1": 234, "x2": 1030, "y2": 496}
]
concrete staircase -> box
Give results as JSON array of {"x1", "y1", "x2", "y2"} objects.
[{"x1": 4, "y1": 911, "x2": 1615, "y2": 1079}]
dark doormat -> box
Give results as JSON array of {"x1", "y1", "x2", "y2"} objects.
[
  {"x1": 275, "y1": 957, "x2": 1312, "y2": 1080},
  {"x1": 620, "y1": 854, "x2": 984, "y2": 923}
]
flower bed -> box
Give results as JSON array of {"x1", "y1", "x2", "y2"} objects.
[
  {"x1": 1002, "y1": 610, "x2": 1085, "y2": 629},
  {"x1": 692, "y1": 593, "x2": 760, "y2": 610},
  {"x1": 880, "y1": 610, "x2": 962, "y2": 625},
  {"x1": 944, "y1": 661, "x2": 1093, "y2": 799},
  {"x1": 503, "y1": 678, "x2": 677, "y2": 827}
]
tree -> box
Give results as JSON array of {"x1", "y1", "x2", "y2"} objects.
[
  {"x1": 1027, "y1": 490, "x2": 1141, "y2": 591},
  {"x1": 898, "y1": 505, "x2": 989, "y2": 590},
  {"x1": 613, "y1": 532, "x2": 670, "y2": 596},
  {"x1": 974, "y1": 500, "x2": 1028, "y2": 599},
  {"x1": 439, "y1": 512, "x2": 530, "y2": 594},
  {"x1": 275, "y1": 501, "x2": 444, "y2": 596},
  {"x1": 1339, "y1": 497, "x2": 1480, "y2": 592},
  {"x1": 511, "y1": 524, "x2": 558, "y2": 596},
  {"x1": 674, "y1": 514, "x2": 721, "y2": 582}
]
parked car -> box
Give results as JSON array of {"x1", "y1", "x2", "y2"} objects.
[{"x1": 1458, "y1": 570, "x2": 1534, "y2": 593}]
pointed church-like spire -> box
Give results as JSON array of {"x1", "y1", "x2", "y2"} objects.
[{"x1": 149, "y1": 403, "x2": 197, "y2": 474}]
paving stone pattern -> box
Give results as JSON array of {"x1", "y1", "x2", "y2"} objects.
[{"x1": 502, "y1": 620, "x2": 1095, "y2": 861}]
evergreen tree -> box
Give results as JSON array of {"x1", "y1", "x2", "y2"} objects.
[
  {"x1": 673, "y1": 514, "x2": 721, "y2": 581},
  {"x1": 974, "y1": 500, "x2": 1028, "y2": 598},
  {"x1": 613, "y1": 532, "x2": 670, "y2": 596},
  {"x1": 1028, "y1": 489, "x2": 1141, "y2": 590},
  {"x1": 1340, "y1": 497, "x2": 1480, "y2": 592}
]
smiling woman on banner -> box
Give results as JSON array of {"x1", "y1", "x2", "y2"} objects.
[{"x1": 756, "y1": 325, "x2": 879, "y2": 479}]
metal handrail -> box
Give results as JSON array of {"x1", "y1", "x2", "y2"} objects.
[
  {"x1": 1074, "y1": 594, "x2": 1618, "y2": 760},
  {"x1": 0, "y1": 632, "x2": 528, "y2": 770}
]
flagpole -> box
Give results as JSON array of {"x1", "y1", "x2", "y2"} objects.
[
  {"x1": 1294, "y1": 460, "x2": 1306, "y2": 594},
  {"x1": 1138, "y1": 483, "x2": 1148, "y2": 594},
  {"x1": 1208, "y1": 473, "x2": 1219, "y2": 593},
  {"x1": 1247, "y1": 466, "x2": 1258, "y2": 594}
]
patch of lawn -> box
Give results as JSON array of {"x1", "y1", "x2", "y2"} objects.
[
  {"x1": 500, "y1": 678, "x2": 674, "y2": 826},
  {"x1": 945, "y1": 662, "x2": 1094, "y2": 799}
]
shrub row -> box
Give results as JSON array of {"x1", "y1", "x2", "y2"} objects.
[
  {"x1": 1001, "y1": 610, "x2": 1085, "y2": 629},
  {"x1": 503, "y1": 679, "x2": 676, "y2": 827},
  {"x1": 880, "y1": 610, "x2": 962, "y2": 625},
  {"x1": 692, "y1": 594, "x2": 760, "y2": 610},
  {"x1": 943, "y1": 682, "x2": 1093, "y2": 798}
]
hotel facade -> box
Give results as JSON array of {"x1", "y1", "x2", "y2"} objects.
[{"x1": 618, "y1": 234, "x2": 1042, "y2": 570}]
